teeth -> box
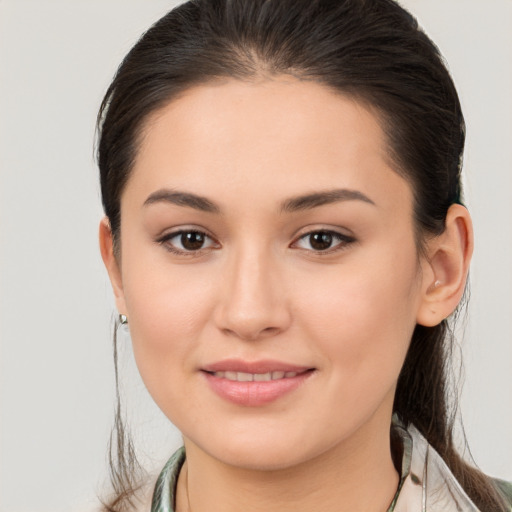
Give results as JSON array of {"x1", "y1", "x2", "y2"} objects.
[
  {"x1": 213, "y1": 370, "x2": 299, "y2": 381},
  {"x1": 254, "y1": 373, "x2": 271, "y2": 381}
]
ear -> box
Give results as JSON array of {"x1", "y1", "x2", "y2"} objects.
[
  {"x1": 416, "y1": 204, "x2": 474, "y2": 327},
  {"x1": 99, "y1": 217, "x2": 127, "y2": 316}
]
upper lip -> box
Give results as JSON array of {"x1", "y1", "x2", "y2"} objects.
[{"x1": 202, "y1": 359, "x2": 313, "y2": 374}]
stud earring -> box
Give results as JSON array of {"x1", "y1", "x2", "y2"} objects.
[
  {"x1": 434, "y1": 280, "x2": 442, "y2": 288},
  {"x1": 119, "y1": 314, "x2": 128, "y2": 325}
]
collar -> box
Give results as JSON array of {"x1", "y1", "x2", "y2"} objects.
[
  {"x1": 390, "y1": 417, "x2": 480, "y2": 511},
  {"x1": 150, "y1": 420, "x2": 480, "y2": 512}
]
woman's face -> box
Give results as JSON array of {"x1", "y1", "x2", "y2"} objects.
[{"x1": 109, "y1": 78, "x2": 430, "y2": 470}]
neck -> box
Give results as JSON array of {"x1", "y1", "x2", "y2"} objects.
[{"x1": 177, "y1": 412, "x2": 399, "y2": 512}]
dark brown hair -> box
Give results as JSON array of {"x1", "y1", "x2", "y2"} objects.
[{"x1": 97, "y1": 0, "x2": 507, "y2": 510}]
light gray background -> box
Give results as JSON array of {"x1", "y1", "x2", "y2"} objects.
[{"x1": 1, "y1": 1, "x2": 511, "y2": 511}]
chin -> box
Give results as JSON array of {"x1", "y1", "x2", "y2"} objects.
[
  {"x1": 212, "y1": 444, "x2": 313, "y2": 471},
  {"x1": 187, "y1": 424, "x2": 336, "y2": 472}
]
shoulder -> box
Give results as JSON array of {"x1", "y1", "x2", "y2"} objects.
[{"x1": 493, "y1": 478, "x2": 512, "y2": 507}]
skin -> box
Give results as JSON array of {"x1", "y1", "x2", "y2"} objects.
[{"x1": 100, "y1": 77, "x2": 473, "y2": 512}]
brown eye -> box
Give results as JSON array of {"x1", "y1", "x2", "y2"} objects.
[
  {"x1": 309, "y1": 232, "x2": 334, "y2": 251},
  {"x1": 181, "y1": 231, "x2": 206, "y2": 250},
  {"x1": 294, "y1": 230, "x2": 355, "y2": 253},
  {"x1": 159, "y1": 229, "x2": 218, "y2": 254}
]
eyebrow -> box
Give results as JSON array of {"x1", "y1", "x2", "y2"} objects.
[
  {"x1": 143, "y1": 187, "x2": 375, "y2": 214},
  {"x1": 280, "y1": 189, "x2": 375, "y2": 212},
  {"x1": 143, "y1": 189, "x2": 220, "y2": 213}
]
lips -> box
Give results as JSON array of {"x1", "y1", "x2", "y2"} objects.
[
  {"x1": 202, "y1": 359, "x2": 311, "y2": 374},
  {"x1": 201, "y1": 359, "x2": 315, "y2": 406}
]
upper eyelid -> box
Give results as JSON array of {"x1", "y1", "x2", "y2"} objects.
[
  {"x1": 157, "y1": 226, "x2": 216, "y2": 241},
  {"x1": 157, "y1": 229, "x2": 220, "y2": 252},
  {"x1": 290, "y1": 229, "x2": 356, "y2": 252},
  {"x1": 292, "y1": 225, "x2": 355, "y2": 241},
  {"x1": 156, "y1": 226, "x2": 355, "y2": 248},
  {"x1": 156, "y1": 234, "x2": 215, "y2": 260},
  {"x1": 294, "y1": 230, "x2": 354, "y2": 243},
  {"x1": 299, "y1": 228, "x2": 353, "y2": 238}
]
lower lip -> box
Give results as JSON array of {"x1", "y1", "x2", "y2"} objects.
[{"x1": 203, "y1": 371, "x2": 314, "y2": 407}]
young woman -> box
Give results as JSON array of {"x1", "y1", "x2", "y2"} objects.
[{"x1": 97, "y1": 0, "x2": 512, "y2": 510}]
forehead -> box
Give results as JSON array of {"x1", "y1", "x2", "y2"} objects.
[{"x1": 128, "y1": 77, "x2": 413, "y2": 215}]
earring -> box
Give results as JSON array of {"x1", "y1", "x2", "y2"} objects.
[
  {"x1": 119, "y1": 314, "x2": 128, "y2": 325},
  {"x1": 434, "y1": 280, "x2": 442, "y2": 288}
]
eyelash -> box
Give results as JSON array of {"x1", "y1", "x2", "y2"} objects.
[
  {"x1": 292, "y1": 230, "x2": 356, "y2": 255},
  {"x1": 157, "y1": 229, "x2": 355, "y2": 256},
  {"x1": 157, "y1": 230, "x2": 219, "y2": 256}
]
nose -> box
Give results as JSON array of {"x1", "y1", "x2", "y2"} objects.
[{"x1": 214, "y1": 246, "x2": 291, "y2": 341}]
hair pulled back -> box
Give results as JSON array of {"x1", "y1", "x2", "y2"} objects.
[{"x1": 97, "y1": 1, "x2": 507, "y2": 510}]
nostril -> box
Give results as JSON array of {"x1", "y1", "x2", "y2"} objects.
[{"x1": 221, "y1": 325, "x2": 281, "y2": 341}]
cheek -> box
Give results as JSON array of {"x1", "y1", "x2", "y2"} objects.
[
  {"x1": 295, "y1": 249, "x2": 420, "y2": 384},
  {"x1": 120, "y1": 257, "x2": 216, "y2": 395}
]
